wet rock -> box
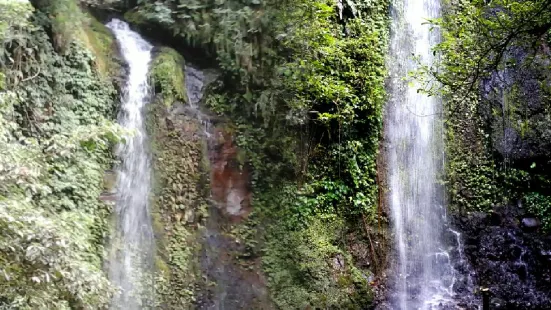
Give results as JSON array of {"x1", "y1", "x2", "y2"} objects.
[
  {"x1": 209, "y1": 129, "x2": 251, "y2": 219},
  {"x1": 491, "y1": 297, "x2": 506, "y2": 309},
  {"x1": 480, "y1": 47, "x2": 551, "y2": 168},
  {"x1": 521, "y1": 217, "x2": 541, "y2": 230},
  {"x1": 453, "y1": 206, "x2": 551, "y2": 309},
  {"x1": 99, "y1": 193, "x2": 117, "y2": 202},
  {"x1": 169, "y1": 101, "x2": 188, "y2": 116},
  {"x1": 100, "y1": 171, "x2": 118, "y2": 202}
]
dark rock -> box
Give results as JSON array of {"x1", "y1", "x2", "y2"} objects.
[
  {"x1": 488, "y1": 212, "x2": 502, "y2": 226},
  {"x1": 122, "y1": 9, "x2": 217, "y2": 69},
  {"x1": 509, "y1": 245, "x2": 522, "y2": 259},
  {"x1": 453, "y1": 205, "x2": 551, "y2": 309},
  {"x1": 515, "y1": 264, "x2": 528, "y2": 280},
  {"x1": 487, "y1": 252, "x2": 498, "y2": 261},
  {"x1": 480, "y1": 47, "x2": 551, "y2": 169},
  {"x1": 540, "y1": 250, "x2": 551, "y2": 262}
]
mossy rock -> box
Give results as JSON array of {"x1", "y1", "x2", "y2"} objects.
[
  {"x1": 123, "y1": 8, "x2": 148, "y2": 26},
  {"x1": 263, "y1": 216, "x2": 374, "y2": 309},
  {"x1": 146, "y1": 87, "x2": 207, "y2": 308},
  {"x1": 155, "y1": 255, "x2": 171, "y2": 276},
  {"x1": 31, "y1": 0, "x2": 123, "y2": 80},
  {"x1": 151, "y1": 47, "x2": 186, "y2": 107},
  {"x1": 31, "y1": 0, "x2": 82, "y2": 51},
  {"x1": 82, "y1": 12, "x2": 124, "y2": 80}
]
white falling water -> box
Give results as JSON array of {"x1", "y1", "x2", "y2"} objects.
[
  {"x1": 106, "y1": 19, "x2": 155, "y2": 310},
  {"x1": 385, "y1": 0, "x2": 459, "y2": 308},
  {"x1": 185, "y1": 66, "x2": 205, "y2": 107}
]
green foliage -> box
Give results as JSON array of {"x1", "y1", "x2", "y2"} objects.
[
  {"x1": 127, "y1": 0, "x2": 389, "y2": 220},
  {"x1": 0, "y1": 1, "x2": 34, "y2": 43},
  {"x1": 0, "y1": 2, "x2": 122, "y2": 307},
  {"x1": 423, "y1": 0, "x2": 551, "y2": 96},
  {"x1": 128, "y1": 0, "x2": 272, "y2": 82},
  {"x1": 197, "y1": 0, "x2": 388, "y2": 220},
  {"x1": 150, "y1": 47, "x2": 186, "y2": 107},
  {"x1": 524, "y1": 192, "x2": 551, "y2": 232},
  {"x1": 0, "y1": 201, "x2": 113, "y2": 310},
  {"x1": 263, "y1": 212, "x2": 372, "y2": 309},
  {"x1": 444, "y1": 93, "x2": 542, "y2": 213},
  {"x1": 128, "y1": 0, "x2": 389, "y2": 307},
  {"x1": 30, "y1": 0, "x2": 85, "y2": 52},
  {"x1": 427, "y1": 0, "x2": 551, "y2": 216}
]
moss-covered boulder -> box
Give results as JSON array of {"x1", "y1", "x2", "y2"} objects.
[
  {"x1": 151, "y1": 47, "x2": 186, "y2": 107},
  {"x1": 82, "y1": 13, "x2": 124, "y2": 81}
]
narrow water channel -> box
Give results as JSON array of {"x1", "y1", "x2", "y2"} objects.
[{"x1": 106, "y1": 19, "x2": 155, "y2": 310}]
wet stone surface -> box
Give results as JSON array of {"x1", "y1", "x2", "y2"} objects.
[{"x1": 453, "y1": 206, "x2": 551, "y2": 309}]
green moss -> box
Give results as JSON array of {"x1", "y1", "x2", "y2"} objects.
[
  {"x1": 82, "y1": 13, "x2": 121, "y2": 78},
  {"x1": 151, "y1": 47, "x2": 186, "y2": 107},
  {"x1": 123, "y1": 8, "x2": 148, "y2": 26},
  {"x1": 524, "y1": 192, "x2": 551, "y2": 232},
  {"x1": 146, "y1": 79, "x2": 207, "y2": 307},
  {"x1": 262, "y1": 214, "x2": 373, "y2": 309},
  {"x1": 33, "y1": 0, "x2": 84, "y2": 51}
]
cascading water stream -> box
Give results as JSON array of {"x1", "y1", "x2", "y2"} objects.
[
  {"x1": 184, "y1": 66, "x2": 211, "y2": 136},
  {"x1": 385, "y1": 0, "x2": 467, "y2": 308},
  {"x1": 106, "y1": 19, "x2": 155, "y2": 310}
]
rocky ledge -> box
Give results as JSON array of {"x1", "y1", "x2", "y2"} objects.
[{"x1": 454, "y1": 205, "x2": 551, "y2": 309}]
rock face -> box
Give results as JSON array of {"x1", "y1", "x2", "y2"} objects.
[
  {"x1": 481, "y1": 47, "x2": 551, "y2": 168},
  {"x1": 210, "y1": 129, "x2": 251, "y2": 219},
  {"x1": 454, "y1": 206, "x2": 551, "y2": 309}
]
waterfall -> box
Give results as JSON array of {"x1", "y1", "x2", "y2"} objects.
[
  {"x1": 385, "y1": 0, "x2": 461, "y2": 308},
  {"x1": 106, "y1": 19, "x2": 155, "y2": 309}
]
